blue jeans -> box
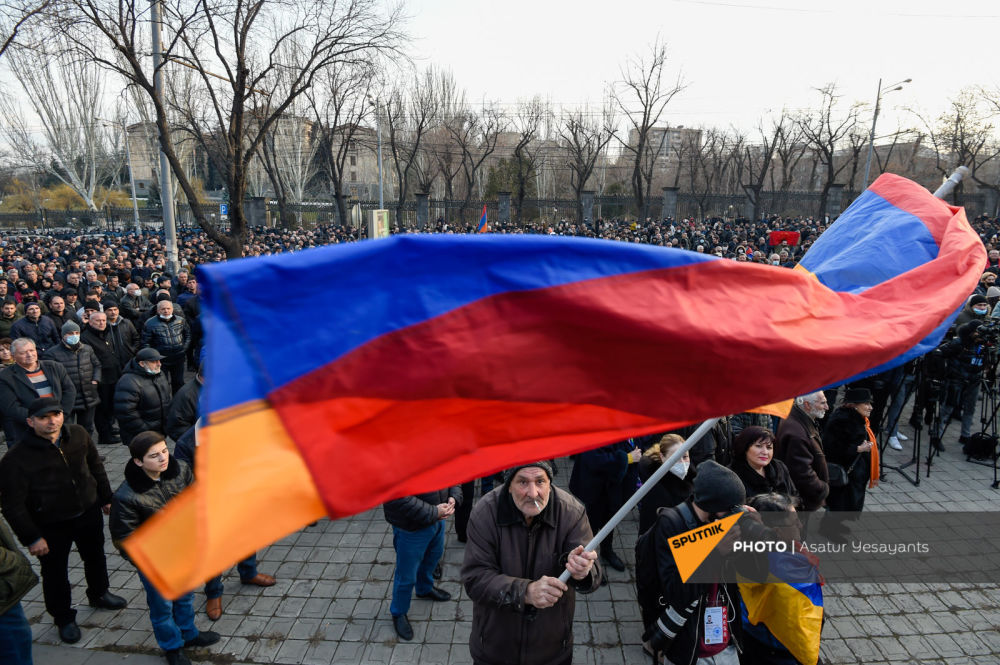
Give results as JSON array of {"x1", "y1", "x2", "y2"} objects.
[
  {"x1": 0, "y1": 602, "x2": 32, "y2": 665},
  {"x1": 204, "y1": 554, "x2": 258, "y2": 600},
  {"x1": 138, "y1": 570, "x2": 198, "y2": 651},
  {"x1": 390, "y1": 521, "x2": 444, "y2": 617},
  {"x1": 885, "y1": 373, "x2": 915, "y2": 437}
]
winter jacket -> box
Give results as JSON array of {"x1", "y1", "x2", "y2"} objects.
[
  {"x1": 776, "y1": 405, "x2": 829, "y2": 511},
  {"x1": 141, "y1": 314, "x2": 190, "y2": 362},
  {"x1": 0, "y1": 423, "x2": 112, "y2": 547},
  {"x1": 0, "y1": 361, "x2": 76, "y2": 444},
  {"x1": 43, "y1": 308, "x2": 80, "y2": 332},
  {"x1": 109, "y1": 457, "x2": 193, "y2": 546},
  {"x1": 637, "y1": 453, "x2": 695, "y2": 535},
  {"x1": 109, "y1": 318, "x2": 140, "y2": 369},
  {"x1": 939, "y1": 336, "x2": 986, "y2": 385},
  {"x1": 165, "y1": 377, "x2": 200, "y2": 442},
  {"x1": 383, "y1": 486, "x2": 463, "y2": 532},
  {"x1": 637, "y1": 500, "x2": 759, "y2": 665},
  {"x1": 568, "y1": 440, "x2": 638, "y2": 519},
  {"x1": 119, "y1": 293, "x2": 152, "y2": 326},
  {"x1": 0, "y1": 314, "x2": 21, "y2": 338},
  {"x1": 460, "y1": 485, "x2": 601, "y2": 665},
  {"x1": 10, "y1": 315, "x2": 61, "y2": 353},
  {"x1": 114, "y1": 358, "x2": 172, "y2": 446},
  {"x1": 173, "y1": 426, "x2": 196, "y2": 468},
  {"x1": 823, "y1": 406, "x2": 871, "y2": 512},
  {"x1": 730, "y1": 457, "x2": 799, "y2": 501},
  {"x1": 0, "y1": 515, "x2": 38, "y2": 615},
  {"x1": 43, "y1": 342, "x2": 102, "y2": 411},
  {"x1": 81, "y1": 326, "x2": 121, "y2": 385}
]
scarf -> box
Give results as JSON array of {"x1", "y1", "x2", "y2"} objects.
[{"x1": 864, "y1": 416, "x2": 879, "y2": 488}]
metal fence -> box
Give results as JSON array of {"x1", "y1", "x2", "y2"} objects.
[{"x1": 0, "y1": 188, "x2": 991, "y2": 231}]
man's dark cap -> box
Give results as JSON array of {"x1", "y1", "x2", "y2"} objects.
[
  {"x1": 136, "y1": 347, "x2": 163, "y2": 362},
  {"x1": 28, "y1": 397, "x2": 63, "y2": 418}
]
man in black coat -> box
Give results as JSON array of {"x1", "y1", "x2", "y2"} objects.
[
  {"x1": 383, "y1": 483, "x2": 463, "y2": 641},
  {"x1": 81, "y1": 311, "x2": 121, "y2": 445},
  {"x1": 114, "y1": 348, "x2": 173, "y2": 446},
  {"x1": 0, "y1": 338, "x2": 75, "y2": 446},
  {"x1": 776, "y1": 391, "x2": 830, "y2": 512},
  {"x1": 141, "y1": 300, "x2": 190, "y2": 394},
  {"x1": 105, "y1": 300, "x2": 140, "y2": 369},
  {"x1": 166, "y1": 369, "x2": 201, "y2": 442},
  {"x1": 0, "y1": 398, "x2": 126, "y2": 644},
  {"x1": 568, "y1": 439, "x2": 641, "y2": 572},
  {"x1": 119, "y1": 283, "x2": 151, "y2": 327},
  {"x1": 43, "y1": 321, "x2": 102, "y2": 438}
]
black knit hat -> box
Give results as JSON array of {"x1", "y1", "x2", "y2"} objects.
[
  {"x1": 970, "y1": 294, "x2": 989, "y2": 307},
  {"x1": 692, "y1": 460, "x2": 746, "y2": 513},
  {"x1": 503, "y1": 461, "x2": 554, "y2": 484}
]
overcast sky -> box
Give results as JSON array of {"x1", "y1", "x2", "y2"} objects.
[{"x1": 405, "y1": 0, "x2": 1000, "y2": 137}]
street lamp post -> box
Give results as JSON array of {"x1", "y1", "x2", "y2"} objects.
[
  {"x1": 863, "y1": 77, "x2": 911, "y2": 188},
  {"x1": 368, "y1": 97, "x2": 384, "y2": 209}
]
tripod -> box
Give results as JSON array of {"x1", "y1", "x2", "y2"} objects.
[
  {"x1": 879, "y1": 368, "x2": 920, "y2": 486},
  {"x1": 965, "y1": 360, "x2": 1000, "y2": 489}
]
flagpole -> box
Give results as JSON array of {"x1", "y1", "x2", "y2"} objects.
[
  {"x1": 932, "y1": 166, "x2": 969, "y2": 199},
  {"x1": 557, "y1": 417, "x2": 719, "y2": 584}
]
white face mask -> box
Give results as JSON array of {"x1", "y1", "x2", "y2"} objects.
[{"x1": 669, "y1": 460, "x2": 690, "y2": 479}]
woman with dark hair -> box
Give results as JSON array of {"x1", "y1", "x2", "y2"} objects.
[{"x1": 730, "y1": 426, "x2": 798, "y2": 500}]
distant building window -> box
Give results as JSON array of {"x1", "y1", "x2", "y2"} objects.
[
  {"x1": 350, "y1": 155, "x2": 356, "y2": 166},
  {"x1": 351, "y1": 170, "x2": 357, "y2": 181},
  {"x1": 138, "y1": 182, "x2": 145, "y2": 189}
]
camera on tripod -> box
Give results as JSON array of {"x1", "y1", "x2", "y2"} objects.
[{"x1": 977, "y1": 319, "x2": 1000, "y2": 345}]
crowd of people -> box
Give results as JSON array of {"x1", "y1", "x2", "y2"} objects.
[{"x1": 0, "y1": 211, "x2": 994, "y2": 665}]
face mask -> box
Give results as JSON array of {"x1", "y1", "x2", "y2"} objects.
[
  {"x1": 159, "y1": 314, "x2": 170, "y2": 320},
  {"x1": 65, "y1": 335, "x2": 80, "y2": 345},
  {"x1": 669, "y1": 460, "x2": 690, "y2": 479},
  {"x1": 771, "y1": 260, "x2": 780, "y2": 265},
  {"x1": 974, "y1": 307, "x2": 989, "y2": 316}
]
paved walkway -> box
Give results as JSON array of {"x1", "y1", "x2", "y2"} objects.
[{"x1": 21, "y1": 418, "x2": 1000, "y2": 665}]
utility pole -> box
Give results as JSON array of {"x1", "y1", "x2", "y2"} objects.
[{"x1": 150, "y1": 0, "x2": 178, "y2": 274}]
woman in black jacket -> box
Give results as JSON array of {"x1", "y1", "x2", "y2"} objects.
[
  {"x1": 823, "y1": 388, "x2": 877, "y2": 514},
  {"x1": 110, "y1": 431, "x2": 218, "y2": 665},
  {"x1": 729, "y1": 426, "x2": 799, "y2": 501},
  {"x1": 637, "y1": 433, "x2": 695, "y2": 534}
]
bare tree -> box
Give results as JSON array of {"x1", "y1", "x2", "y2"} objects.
[
  {"x1": 429, "y1": 69, "x2": 467, "y2": 223},
  {"x1": 685, "y1": 128, "x2": 735, "y2": 218},
  {"x1": 0, "y1": 39, "x2": 120, "y2": 212},
  {"x1": 509, "y1": 98, "x2": 547, "y2": 224},
  {"x1": 0, "y1": 0, "x2": 47, "y2": 58},
  {"x1": 308, "y1": 61, "x2": 374, "y2": 228},
  {"x1": 560, "y1": 102, "x2": 616, "y2": 224},
  {"x1": 917, "y1": 88, "x2": 1000, "y2": 202},
  {"x1": 797, "y1": 84, "x2": 861, "y2": 217},
  {"x1": 384, "y1": 68, "x2": 438, "y2": 223},
  {"x1": 260, "y1": 100, "x2": 320, "y2": 228},
  {"x1": 54, "y1": 0, "x2": 405, "y2": 258},
  {"x1": 447, "y1": 103, "x2": 504, "y2": 222},
  {"x1": 740, "y1": 113, "x2": 787, "y2": 221},
  {"x1": 613, "y1": 39, "x2": 684, "y2": 220}
]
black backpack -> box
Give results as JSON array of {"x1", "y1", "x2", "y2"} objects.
[
  {"x1": 964, "y1": 432, "x2": 997, "y2": 460},
  {"x1": 634, "y1": 502, "x2": 699, "y2": 620}
]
